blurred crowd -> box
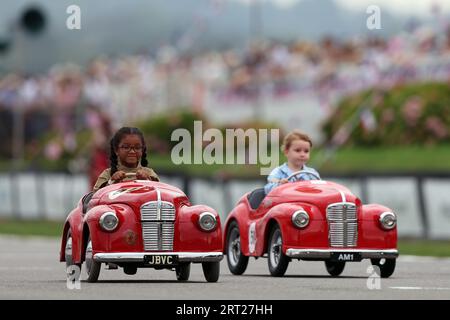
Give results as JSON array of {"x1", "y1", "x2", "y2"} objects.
[{"x1": 1, "y1": 21, "x2": 450, "y2": 168}]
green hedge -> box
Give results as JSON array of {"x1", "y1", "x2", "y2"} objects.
[{"x1": 322, "y1": 82, "x2": 450, "y2": 146}]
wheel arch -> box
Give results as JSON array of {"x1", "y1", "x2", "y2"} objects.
[
  {"x1": 262, "y1": 218, "x2": 280, "y2": 256},
  {"x1": 223, "y1": 217, "x2": 238, "y2": 253},
  {"x1": 60, "y1": 222, "x2": 71, "y2": 262},
  {"x1": 81, "y1": 222, "x2": 91, "y2": 263}
]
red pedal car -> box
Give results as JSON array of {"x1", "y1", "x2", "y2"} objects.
[
  {"x1": 224, "y1": 170, "x2": 398, "y2": 278},
  {"x1": 60, "y1": 174, "x2": 223, "y2": 282}
]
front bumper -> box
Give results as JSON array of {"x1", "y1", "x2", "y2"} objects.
[
  {"x1": 94, "y1": 252, "x2": 223, "y2": 263},
  {"x1": 286, "y1": 248, "x2": 398, "y2": 259}
]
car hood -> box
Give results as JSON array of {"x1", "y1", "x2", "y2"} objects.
[
  {"x1": 93, "y1": 181, "x2": 189, "y2": 209},
  {"x1": 266, "y1": 180, "x2": 359, "y2": 212}
]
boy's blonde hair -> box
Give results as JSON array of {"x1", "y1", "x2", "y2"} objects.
[{"x1": 281, "y1": 130, "x2": 313, "y2": 151}]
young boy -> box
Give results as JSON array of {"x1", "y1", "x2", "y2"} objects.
[{"x1": 264, "y1": 130, "x2": 320, "y2": 194}]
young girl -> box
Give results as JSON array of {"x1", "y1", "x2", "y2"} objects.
[
  {"x1": 264, "y1": 130, "x2": 320, "y2": 194},
  {"x1": 93, "y1": 127, "x2": 159, "y2": 192}
]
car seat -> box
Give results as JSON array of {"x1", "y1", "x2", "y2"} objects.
[
  {"x1": 247, "y1": 187, "x2": 266, "y2": 210},
  {"x1": 82, "y1": 191, "x2": 95, "y2": 214}
]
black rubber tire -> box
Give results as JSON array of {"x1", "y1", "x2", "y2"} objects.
[
  {"x1": 371, "y1": 258, "x2": 396, "y2": 278},
  {"x1": 176, "y1": 262, "x2": 191, "y2": 281},
  {"x1": 123, "y1": 265, "x2": 137, "y2": 275},
  {"x1": 226, "y1": 221, "x2": 249, "y2": 275},
  {"x1": 267, "y1": 225, "x2": 289, "y2": 277},
  {"x1": 85, "y1": 234, "x2": 101, "y2": 283},
  {"x1": 325, "y1": 260, "x2": 346, "y2": 277},
  {"x1": 202, "y1": 262, "x2": 220, "y2": 283}
]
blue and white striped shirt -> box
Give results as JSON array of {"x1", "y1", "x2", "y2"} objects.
[{"x1": 264, "y1": 162, "x2": 321, "y2": 194}]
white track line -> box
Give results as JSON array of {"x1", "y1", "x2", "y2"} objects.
[
  {"x1": 390, "y1": 286, "x2": 450, "y2": 291},
  {"x1": 398, "y1": 255, "x2": 450, "y2": 263}
]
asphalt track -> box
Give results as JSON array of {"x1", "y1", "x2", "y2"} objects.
[{"x1": 0, "y1": 235, "x2": 449, "y2": 300}]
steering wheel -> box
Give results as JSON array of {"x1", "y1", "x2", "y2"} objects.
[
  {"x1": 124, "y1": 172, "x2": 154, "y2": 181},
  {"x1": 287, "y1": 170, "x2": 321, "y2": 182}
]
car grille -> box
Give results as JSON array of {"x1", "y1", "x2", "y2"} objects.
[
  {"x1": 326, "y1": 203, "x2": 357, "y2": 247},
  {"x1": 140, "y1": 200, "x2": 175, "y2": 251}
]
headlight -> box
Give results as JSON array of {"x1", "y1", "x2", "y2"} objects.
[
  {"x1": 292, "y1": 210, "x2": 309, "y2": 228},
  {"x1": 198, "y1": 212, "x2": 217, "y2": 232},
  {"x1": 379, "y1": 212, "x2": 396, "y2": 230},
  {"x1": 99, "y1": 212, "x2": 119, "y2": 231}
]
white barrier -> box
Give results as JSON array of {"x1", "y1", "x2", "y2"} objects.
[
  {"x1": 0, "y1": 173, "x2": 449, "y2": 239},
  {"x1": 367, "y1": 178, "x2": 423, "y2": 238},
  {"x1": 424, "y1": 179, "x2": 450, "y2": 239},
  {"x1": 0, "y1": 174, "x2": 12, "y2": 218},
  {"x1": 16, "y1": 173, "x2": 41, "y2": 219}
]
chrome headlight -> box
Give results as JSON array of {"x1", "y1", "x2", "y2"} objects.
[
  {"x1": 379, "y1": 212, "x2": 396, "y2": 230},
  {"x1": 99, "y1": 212, "x2": 119, "y2": 231},
  {"x1": 292, "y1": 210, "x2": 309, "y2": 229},
  {"x1": 198, "y1": 212, "x2": 217, "y2": 232}
]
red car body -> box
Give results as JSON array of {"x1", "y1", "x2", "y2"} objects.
[
  {"x1": 224, "y1": 180, "x2": 398, "y2": 277},
  {"x1": 60, "y1": 180, "x2": 223, "y2": 282}
]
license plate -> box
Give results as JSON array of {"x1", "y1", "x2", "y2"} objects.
[
  {"x1": 144, "y1": 255, "x2": 178, "y2": 266},
  {"x1": 330, "y1": 252, "x2": 362, "y2": 262}
]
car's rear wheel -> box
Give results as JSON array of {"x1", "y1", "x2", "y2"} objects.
[
  {"x1": 371, "y1": 258, "x2": 396, "y2": 278},
  {"x1": 85, "y1": 235, "x2": 101, "y2": 282},
  {"x1": 226, "y1": 221, "x2": 249, "y2": 275},
  {"x1": 267, "y1": 225, "x2": 289, "y2": 277},
  {"x1": 325, "y1": 260, "x2": 346, "y2": 277},
  {"x1": 176, "y1": 262, "x2": 191, "y2": 281},
  {"x1": 202, "y1": 262, "x2": 220, "y2": 283}
]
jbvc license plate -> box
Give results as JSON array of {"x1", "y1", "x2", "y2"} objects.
[
  {"x1": 330, "y1": 252, "x2": 362, "y2": 262},
  {"x1": 144, "y1": 255, "x2": 178, "y2": 266}
]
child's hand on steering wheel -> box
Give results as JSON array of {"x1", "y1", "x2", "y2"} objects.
[
  {"x1": 136, "y1": 169, "x2": 151, "y2": 180},
  {"x1": 111, "y1": 170, "x2": 126, "y2": 183}
]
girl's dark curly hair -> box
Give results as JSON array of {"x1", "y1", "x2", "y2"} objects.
[{"x1": 110, "y1": 127, "x2": 148, "y2": 175}]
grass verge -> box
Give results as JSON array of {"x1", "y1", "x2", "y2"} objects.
[
  {"x1": 398, "y1": 240, "x2": 450, "y2": 258},
  {"x1": 0, "y1": 219, "x2": 63, "y2": 237}
]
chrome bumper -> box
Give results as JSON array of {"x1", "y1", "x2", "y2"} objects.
[
  {"x1": 94, "y1": 252, "x2": 223, "y2": 263},
  {"x1": 286, "y1": 249, "x2": 398, "y2": 259}
]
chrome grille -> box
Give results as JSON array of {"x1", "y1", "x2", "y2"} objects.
[
  {"x1": 141, "y1": 222, "x2": 174, "y2": 251},
  {"x1": 141, "y1": 201, "x2": 176, "y2": 221},
  {"x1": 326, "y1": 203, "x2": 357, "y2": 247},
  {"x1": 140, "y1": 198, "x2": 175, "y2": 251}
]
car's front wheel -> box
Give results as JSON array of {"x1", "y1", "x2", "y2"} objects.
[
  {"x1": 202, "y1": 262, "x2": 220, "y2": 283},
  {"x1": 267, "y1": 225, "x2": 289, "y2": 276},
  {"x1": 176, "y1": 262, "x2": 191, "y2": 281},
  {"x1": 325, "y1": 260, "x2": 346, "y2": 277},
  {"x1": 123, "y1": 265, "x2": 137, "y2": 275},
  {"x1": 371, "y1": 258, "x2": 396, "y2": 278},
  {"x1": 226, "y1": 221, "x2": 249, "y2": 275},
  {"x1": 85, "y1": 235, "x2": 101, "y2": 282}
]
